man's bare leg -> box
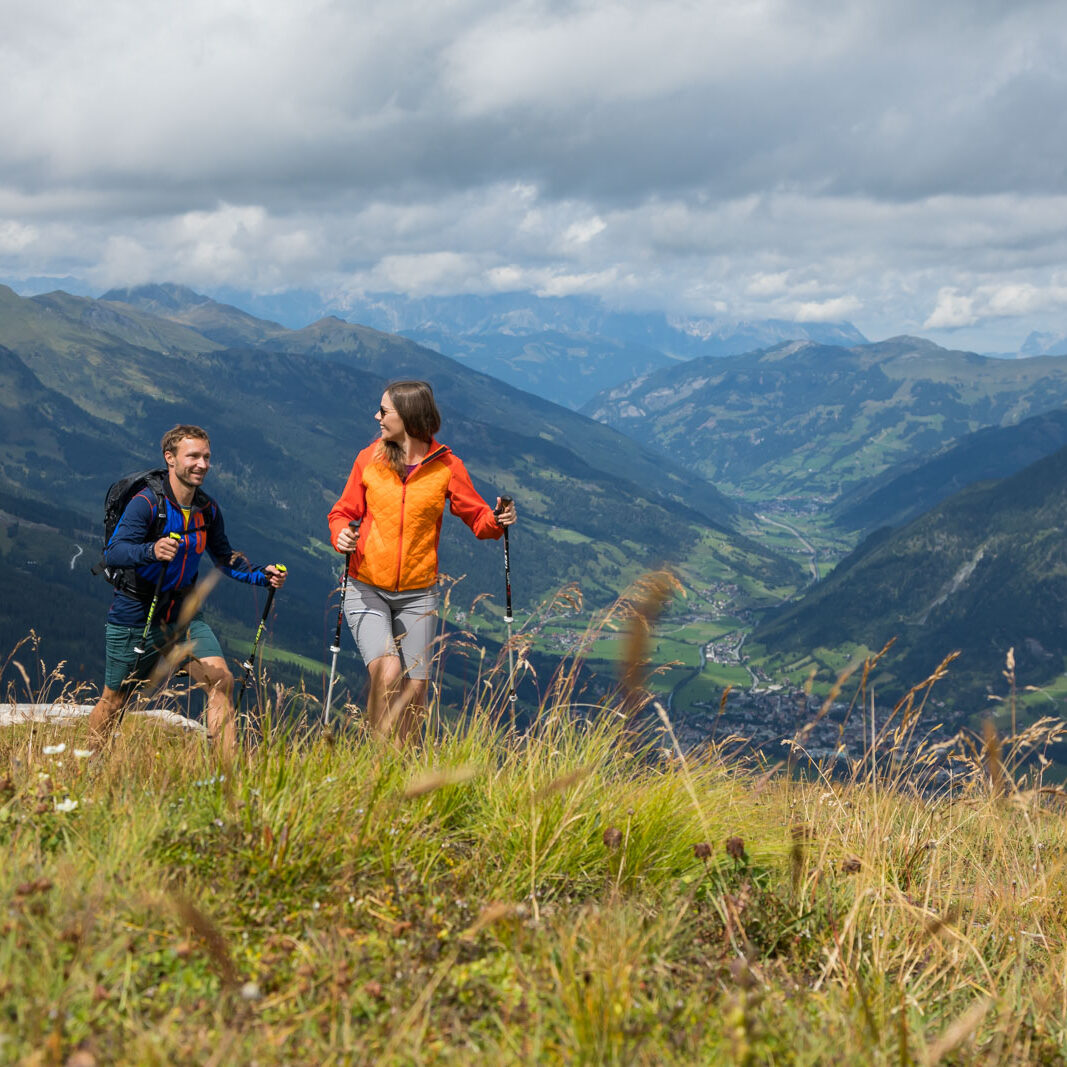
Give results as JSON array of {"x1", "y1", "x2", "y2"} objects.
[
  {"x1": 186, "y1": 656, "x2": 237, "y2": 759},
  {"x1": 87, "y1": 686, "x2": 129, "y2": 749}
]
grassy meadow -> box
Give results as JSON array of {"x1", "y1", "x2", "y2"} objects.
[{"x1": 4, "y1": 592, "x2": 1067, "y2": 1066}]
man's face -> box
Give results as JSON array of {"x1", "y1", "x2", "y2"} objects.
[{"x1": 165, "y1": 436, "x2": 211, "y2": 489}]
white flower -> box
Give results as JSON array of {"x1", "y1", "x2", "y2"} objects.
[
  {"x1": 42, "y1": 743, "x2": 66, "y2": 756},
  {"x1": 54, "y1": 797, "x2": 78, "y2": 813},
  {"x1": 73, "y1": 749, "x2": 94, "y2": 759}
]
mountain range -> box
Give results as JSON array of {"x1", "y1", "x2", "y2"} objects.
[
  {"x1": 348, "y1": 292, "x2": 867, "y2": 411},
  {"x1": 0, "y1": 283, "x2": 798, "y2": 698},
  {"x1": 585, "y1": 336, "x2": 1067, "y2": 502},
  {"x1": 7, "y1": 279, "x2": 1067, "y2": 722},
  {"x1": 188, "y1": 288, "x2": 866, "y2": 411}
]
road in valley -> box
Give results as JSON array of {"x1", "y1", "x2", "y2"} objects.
[{"x1": 756, "y1": 513, "x2": 820, "y2": 582}]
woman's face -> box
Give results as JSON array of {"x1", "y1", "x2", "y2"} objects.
[{"x1": 375, "y1": 391, "x2": 406, "y2": 443}]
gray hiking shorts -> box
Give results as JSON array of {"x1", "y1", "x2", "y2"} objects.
[{"x1": 343, "y1": 581, "x2": 439, "y2": 681}]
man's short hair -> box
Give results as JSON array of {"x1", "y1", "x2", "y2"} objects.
[{"x1": 161, "y1": 424, "x2": 210, "y2": 458}]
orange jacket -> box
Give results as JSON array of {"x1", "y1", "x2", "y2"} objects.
[{"x1": 328, "y1": 439, "x2": 504, "y2": 590}]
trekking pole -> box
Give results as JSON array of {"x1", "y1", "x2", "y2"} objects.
[
  {"x1": 114, "y1": 530, "x2": 182, "y2": 727},
  {"x1": 324, "y1": 522, "x2": 358, "y2": 725},
  {"x1": 495, "y1": 498, "x2": 517, "y2": 709},
  {"x1": 133, "y1": 532, "x2": 182, "y2": 657},
  {"x1": 236, "y1": 564, "x2": 287, "y2": 715}
]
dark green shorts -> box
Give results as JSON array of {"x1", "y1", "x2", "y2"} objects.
[{"x1": 104, "y1": 617, "x2": 224, "y2": 692}]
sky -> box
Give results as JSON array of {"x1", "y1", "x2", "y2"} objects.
[{"x1": 2, "y1": 0, "x2": 1066, "y2": 352}]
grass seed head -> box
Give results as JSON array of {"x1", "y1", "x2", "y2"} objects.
[
  {"x1": 728, "y1": 957, "x2": 757, "y2": 990},
  {"x1": 172, "y1": 894, "x2": 238, "y2": 988},
  {"x1": 725, "y1": 836, "x2": 747, "y2": 862},
  {"x1": 403, "y1": 764, "x2": 478, "y2": 798}
]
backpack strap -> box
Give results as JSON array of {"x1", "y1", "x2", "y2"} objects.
[
  {"x1": 144, "y1": 472, "x2": 170, "y2": 538},
  {"x1": 112, "y1": 475, "x2": 170, "y2": 599}
]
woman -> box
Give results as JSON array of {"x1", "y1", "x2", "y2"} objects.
[{"x1": 328, "y1": 380, "x2": 517, "y2": 743}]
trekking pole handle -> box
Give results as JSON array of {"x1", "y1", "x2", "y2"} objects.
[
  {"x1": 329, "y1": 523, "x2": 358, "y2": 654},
  {"x1": 265, "y1": 562, "x2": 287, "y2": 586},
  {"x1": 152, "y1": 529, "x2": 182, "y2": 561},
  {"x1": 494, "y1": 495, "x2": 514, "y2": 517}
]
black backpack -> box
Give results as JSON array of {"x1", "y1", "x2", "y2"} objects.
[{"x1": 91, "y1": 469, "x2": 170, "y2": 595}]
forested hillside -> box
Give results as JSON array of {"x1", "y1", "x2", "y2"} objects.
[
  {"x1": 748, "y1": 446, "x2": 1067, "y2": 704},
  {"x1": 834, "y1": 405, "x2": 1067, "y2": 533}
]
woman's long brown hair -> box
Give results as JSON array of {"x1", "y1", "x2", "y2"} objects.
[{"x1": 375, "y1": 380, "x2": 442, "y2": 478}]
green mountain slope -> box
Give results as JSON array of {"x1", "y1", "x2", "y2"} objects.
[
  {"x1": 585, "y1": 336, "x2": 1067, "y2": 503},
  {"x1": 0, "y1": 287, "x2": 801, "y2": 698},
  {"x1": 747, "y1": 445, "x2": 1067, "y2": 706},
  {"x1": 0, "y1": 285, "x2": 222, "y2": 360},
  {"x1": 834, "y1": 406, "x2": 1067, "y2": 533},
  {"x1": 101, "y1": 286, "x2": 746, "y2": 526},
  {"x1": 101, "y1": 283, "x2": 290, "y2": 347}
]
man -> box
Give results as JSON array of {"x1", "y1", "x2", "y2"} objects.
[{"x1": 88, "y1": 425, "x2": 286, "y2": 756}]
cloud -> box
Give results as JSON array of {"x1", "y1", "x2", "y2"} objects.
[
  {"x1": 793, "y1": 296, "x2": 863, "y2": 323},
  {"x1": 563, "y1": 217, "x2": 607, "y2": 246},
  {"x1": 925, "y1": 289, "x2": 978, "y2": 329},
  {"x1": 1, "y1": 0, "x2": 1067, "y2": 349},
  {"x1": 924, "y1": 279, "x2": 1067, "y2": 329},
  {"x1": 363, "y1": 252, "x2": 490, "y2": 295},
  {"x1": 0, "y1": 220, "x2": 36, "y2": 253}
]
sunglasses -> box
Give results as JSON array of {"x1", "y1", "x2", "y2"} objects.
[{"x1": 378, "y1": 405, "x2": 395, "y2": 418}]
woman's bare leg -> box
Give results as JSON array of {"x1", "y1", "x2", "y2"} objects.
[
  {"x1": 366, "y1": 656, "x2": 427, "y2": 746},
  {"x1": 366, "y1": 655, "x2": 403, "y2": 737},
  {"x1": 391, "y1": 679, "x2": 429, "y2": 746}
]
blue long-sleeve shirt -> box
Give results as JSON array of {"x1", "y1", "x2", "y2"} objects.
[{"x1": 105, "y1": 485, "x2": 270, "y2": 627}]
